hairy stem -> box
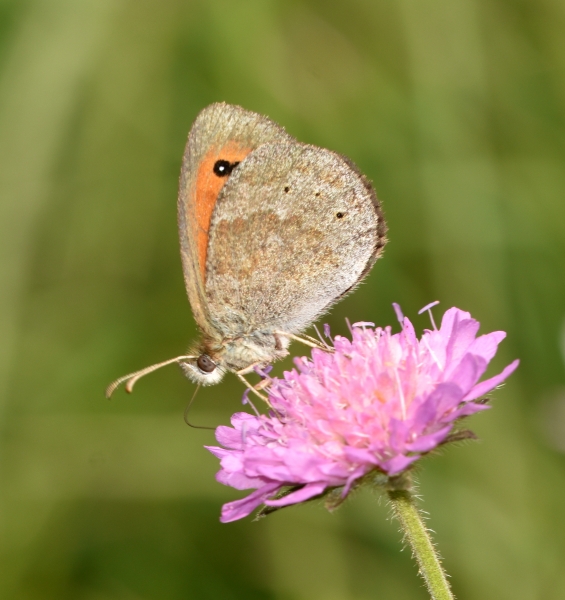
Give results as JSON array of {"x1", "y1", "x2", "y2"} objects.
[{"x1": 388, "y1": 487, "x2": 455, "y2": 600}]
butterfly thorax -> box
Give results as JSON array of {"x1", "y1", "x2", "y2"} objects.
[{"x1": 179, "y1": 331, "x2": 290, "y2": 385}]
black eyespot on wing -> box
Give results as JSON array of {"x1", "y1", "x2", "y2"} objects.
[
  {"x1": 213, "y1": 160, "x2": 240, "y2": 177},
  {"x1": 284, "y1": 186, "x2": 290, "y2": 193},
  {"x1": 336, "y1": 212, "x2": 344, "y2": 219},
  {"x1": 197, "y1": 354, "x2": 216, "y2": 373},
  {"x1": 213, "y1": 160, "x2": 230, "y2": 176}
]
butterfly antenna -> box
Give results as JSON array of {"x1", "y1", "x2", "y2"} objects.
[
  {"x1": 184, "y1": 385, "x2": 215, "y2": 430},
  {"x1": 105, "y1": 355, "x2": 197, "y2": 398}
]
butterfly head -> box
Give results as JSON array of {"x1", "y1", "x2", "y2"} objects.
[{"x1": 179, "y1": 353, "x2": 226, "y2": 386}]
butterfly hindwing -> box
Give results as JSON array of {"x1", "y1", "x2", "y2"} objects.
[{"x1": 204, "y1": 141, "x2": 386, "y2": 338}]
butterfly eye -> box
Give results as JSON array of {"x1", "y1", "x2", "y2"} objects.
[
  {"x1": 197, "y1": 354, "x2": 216, "y2": 373},
  {"x1": 336, "y1": 212, "x2": 345, "y2": 219},
  {"x1": 213, "y1": 160, "x2": 240, "y2": 177}
]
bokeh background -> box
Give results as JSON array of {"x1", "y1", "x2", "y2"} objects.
[{"x1": 1, "y1": 0, "x2": 564, "y2": 598}]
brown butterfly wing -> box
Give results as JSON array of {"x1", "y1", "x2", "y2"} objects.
[
  {"x1": 204, "y1": 142, "x2": 386, "y2": 339},
  {"x1": 178, "y1": 103, "x2": 292, "y2": 337}
]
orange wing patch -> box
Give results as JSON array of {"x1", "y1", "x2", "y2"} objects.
[{"x1": 194, "y1": 141, "x2": 252, "y2": 281}]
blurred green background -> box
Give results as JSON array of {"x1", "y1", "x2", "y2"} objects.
[{"x1": 1, "y1": 0, "x2": 564, "y2": 598}]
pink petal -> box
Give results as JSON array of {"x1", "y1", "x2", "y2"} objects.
[
  {"x1": 230, "y1": 412, "x2": 260, "y2": 427},
  {"x1": 404, "y1": 426, "x2": 452, "y2": 452},
  {"x1": 446, "y1": 353, "x2": 487, "y2": 395},
  {"x1": 342, "y1": 466, "x2": 370, "y2": 495},
  {"x1": 264, "y1": 481, "x2": 327, "y2": 507},
  {"x1": 450, "y1": 402, "x2": 490, "y2": 419},
  {"x1": 318, "y1": 461, "x2": 354, "y2": 481},
  {"x1": 219, "y1": 453, "x2": 246, "y2": 473},
  {"x1": 205, "y1": 445, "x2": 231, "y2": 460},
  {"x1": 215, "y1": 427, "x2": 245, "y2": 449},
  {"x1": 445, "y1": 318, "x2": 481, "y2": 368},
  {"x1": 216, "y1": 469, "x2": 265, "y2": 490},
  {"x1": 343, "y1": 447, "x2": 380, "y2": 465},
  {"x1": 380, "y1": 454, "x2": 419, "y2": 475},
  {"x1": 220, "y1": 482, "x2": 281, "y2": 523},
  {"x1": 387, "y1": 418, "x2": 411, "y2": 453},
  {"x1": 418, "y1": 382, "x2": 464, "y2": 421},
  {"x1": 463, "y1": 359, "x2": 519, "y2": 401},
  {"x1": 216, "y1": 413, "x2": 261, "y2": 448},
  {"x1": 439, "y1": 307, "x2": 472, "y2": 338},
  {"x1": 401, "y1": 317, "x2": 418, "y2": 346},
  {"x1": 467, "y1": 331, "x2": 506, "y2": 362}
]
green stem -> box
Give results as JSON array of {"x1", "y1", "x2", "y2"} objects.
[{"x1": 388, "y1": 487, "x2": 454, "y2": 600}]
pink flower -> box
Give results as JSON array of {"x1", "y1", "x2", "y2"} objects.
[{"x1": 207, "y1": 306, "x2": 519, "y2": 522}]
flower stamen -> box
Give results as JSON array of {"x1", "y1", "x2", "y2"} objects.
[
  {"x1": 241, "y1": 389, "x2": 261, "y2": 417},
  {"x1": 423, "y1": 335, "x2": 442, "y2": 370},
  {"x1": 394, "y1": 365, "x2": 407, "y2": 420},
  {"x1": 418, "y1": 300, "x2": 440, "y2": 330}
]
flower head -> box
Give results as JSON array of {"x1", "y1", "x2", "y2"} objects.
[{"x1": 207, "y1": 307, "x2": 519, "y2": 522}]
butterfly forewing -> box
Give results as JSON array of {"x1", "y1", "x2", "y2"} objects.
[{"x1": 178, "y1": 103, "x2": 291, "y2": 337}]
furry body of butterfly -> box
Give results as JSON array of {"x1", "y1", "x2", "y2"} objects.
[{"x1": 107, "y1": 102, "x2": 386, "y2": 397}]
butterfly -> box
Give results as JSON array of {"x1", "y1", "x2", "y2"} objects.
[{"x1": 106, "y1": 103, "x2": 386, "y2": 398}]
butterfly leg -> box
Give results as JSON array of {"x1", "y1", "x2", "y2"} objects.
[
  {"x1": 274, "y1": 331, "x2": 333, "y2": 352},
  {"x1": 253, "y1": 378, "x2": 272, "y2": 392},
  {"x1": 235, "y1": 362, "x2": 274, "y2": 392},
  {"x1": 235, "y1": 362, "x2": 263, "y2": 376},
  {"x1": 234, "y1": 369, "x2": 270, "y2": 404}
]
